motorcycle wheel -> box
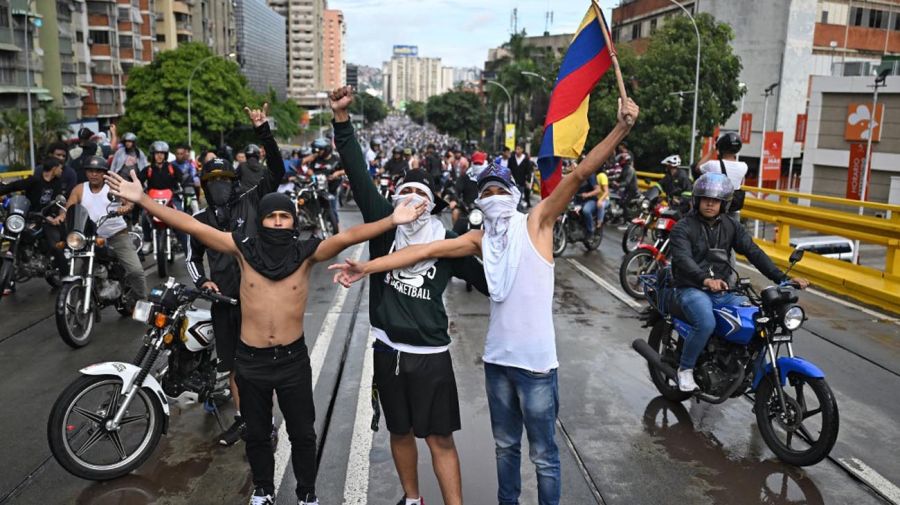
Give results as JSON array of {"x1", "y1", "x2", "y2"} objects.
[
  {"x1": 47, "y1": 375, "x2": 164, "y2": 481},
  {"x1": 754, "y1": 373, "x2": 839, "y2": 466},
  {"x1": 155, "y1": 230, "x2": 167, "y2": 278},
  {"x1": 583, "y1": 226, "x2": 603, "y2": 251},
  {"x1": 552, "y1": 221, "x2": 567, "y2": 257},
  {"x1": 619, "y1": 249, "x2": 657, "y2": 299},
  {"x1": 646, "y1": 321, "x2": 692, "y2": 402},
  {"x1": 622, "y1": 223, "x2": 646, "y2": 253},
  {"x1": 56, "y1": 282, "x2": 95, "y2": 348},
  {"x1": 0, "y1": 258, "x2": 13, "y2": 300}
]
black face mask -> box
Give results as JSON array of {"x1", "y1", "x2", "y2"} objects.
[{"x1": 206, "y1": 179, "x2": 234, "y2": 207}]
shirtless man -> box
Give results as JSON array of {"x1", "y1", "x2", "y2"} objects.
[{"x1": 104, "y1": 120, "x2": 427, "y2": 505}]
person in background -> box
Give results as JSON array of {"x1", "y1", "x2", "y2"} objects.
[
  {"x1": 45, "y1": 142, "x2": 78, "y2": 196},
  {"x1": 69, "y1": 127, "x2": 105, "y2": 183},
  {"x1": 508, "y1": 143, "x2": 532, "y2": 209},
  {"x1": 110, "y1": 129, "x2": 149, "y2": 177}
]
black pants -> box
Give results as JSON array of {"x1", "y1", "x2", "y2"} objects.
[
  {"x1": 235, "y1": 337, "x2": 317, "y2": 499},
  {"x1": 43, "y1": 224, "x2": 67, "y2": 274},
  {"x1": 211, "y1": 301, "x2": 241, "y2": 373}
]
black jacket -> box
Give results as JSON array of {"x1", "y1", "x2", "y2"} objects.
[
  {"x1": 185, "y1": 123, "x2": 285, "y2": 298},
  {"x1": 237, "y1": 158, "x2": 267, "y2": 193},
  {"x1": 670, "y1": 211, "x2": 786, "y2": 289},
  {"x1": 508, "y1": 153, "x2": 531, "y2": 186},
  {"x1": 139, "y1": 162, "x2": 183, "y2": 191},
  {"x1": 660, "y1": 170, "x2": 692, "y2": 199}
]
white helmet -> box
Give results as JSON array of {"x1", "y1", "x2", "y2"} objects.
[{"x1": 661, "y1": 154, "x2": 681, "y2": 167}]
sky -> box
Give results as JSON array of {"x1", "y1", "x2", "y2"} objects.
[{"x1": 329, "y1": 0, "x2": 620, "y2": 69}]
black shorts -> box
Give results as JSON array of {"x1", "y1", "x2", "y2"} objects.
[
  {"x1": 212, "y1": 301, "x2": 241, "y2": 373},
  {"x1": 373, "y1": 341, "x2": 460, "y2": 438}
]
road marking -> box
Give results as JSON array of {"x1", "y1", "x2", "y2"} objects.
[
  {"x1": 273, "y1": 244, "x2": 364, "y2": 496},
  {"x1": 566, "y1": 258, "x2": 643, "y2": 310},
  {"x1": 838, "y1": 457, "x2": 900, "y2": 505},
  {"x1": 342, "y1": 328, "x2": 375, "y2": 504},
  {"x1": 733, "y1": 261, "x2": 900, "y2": 325}
]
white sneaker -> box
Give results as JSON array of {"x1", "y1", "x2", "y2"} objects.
[
  {"x1": 677, "y1": 368, "x2": 699, "y2": 392},
  {"x1": 299, "y1": 497, "x2": 319, "y2": 505},
  {"x1": 249, "y1": 488, "x2": 275, "y2": 505},
  {"x1": 141, "y1": 243, "x2": 152, "y2": 255}
]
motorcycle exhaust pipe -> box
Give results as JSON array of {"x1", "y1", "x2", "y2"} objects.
[{"x1": 632, "y1": 339, "x2": 677, "y2": 381}]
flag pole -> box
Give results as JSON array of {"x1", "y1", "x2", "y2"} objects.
[{"x1": 592, "y1": 0, "x2": 633, "y2": 125}]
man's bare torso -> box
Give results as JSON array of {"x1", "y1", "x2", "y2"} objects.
[{"x1": 236, "y1": 255, "x2": 312, "y2": 347}]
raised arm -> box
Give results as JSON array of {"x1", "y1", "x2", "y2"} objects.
[
  {"x1": 329, "y1": 232, "x2": 483, "y2": 287},
  {"x1": 246, "y1": 104, "x2": 286, "y2": 196},
  {"x1": 105, "y1": 171, "x2": 238, "y2": 256},
  {"x1": 534, "y1": 98, "x2": 638, "y2": 230}
]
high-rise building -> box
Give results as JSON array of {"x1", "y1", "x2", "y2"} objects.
[
  {"x1": 322, "y1": 8, "x2": 344, "y2": 90},
  {"x1": 192, "y1": 0, "x2": 236, "y2": 57},
  {"x1": 484, "y1": 33, "x2": 571, "y2": 75},
  {"x1": 382, "y1": 45, "x2": 444, "y2": 107},
  {"x1": 268, "y1": 0, "x2": 324, "y2": 106},
  {"x1": 154, "y1": 0, "x2": 194, "y2": 51},
  {"x1": 235, "y1": 0, "x2": 286, "y2": 97},
  {"x1": 346, "y1": 63, "x2": 358, "y2": 88}
]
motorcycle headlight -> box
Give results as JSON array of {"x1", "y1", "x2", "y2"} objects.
[
  {"x1": 132, "y1": 300, "x2": 154, "y2": 324},
  {"x1": 66, "y1": 231, "x2": 87, "y2": 251},
  {"x1": 5, "y1": 214, "x2": 25, "y2": 234},
  {"x1": 469, "y1": 209, "x2": 484, "y2": 227},
  {"x1": 641, "y1": 200, "x2": 650, "y2": 210},
  {"x1": 782, "y1": 305, "x2": 805, "y2": 331}
]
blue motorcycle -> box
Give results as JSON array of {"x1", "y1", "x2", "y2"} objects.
[{"x1": 633, "y1": 249, "x2": 839, "y2": 466}]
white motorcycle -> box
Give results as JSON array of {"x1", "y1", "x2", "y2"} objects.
[{"x1": 47, "y1": 278, "x2": 237, "y2": 480}]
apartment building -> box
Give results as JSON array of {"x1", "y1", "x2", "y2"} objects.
[
  {"x1": 235, "y1": 0, "x2": 286, "y2": 97},
  {"x1": 268, "y1": 0, "x2": 324, "y2": 106},
  {"x1": 322, "y1": 8, "x2": 343, "y2": 90}
]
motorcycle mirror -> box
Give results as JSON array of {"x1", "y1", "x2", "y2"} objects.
[
  {"x1": 707, "y1": 248, "x2": 730, "y2": 265},
  {"x1": 55, "y1": 194, "x2": 67, "y2": 205},
  {"x1": 789, "y1": 248, "x2": 804, "y2": 264},
  {"x1": 107, "y1": 192, "x2": 118, "y2": 203}
]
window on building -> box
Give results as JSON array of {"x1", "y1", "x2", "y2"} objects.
[
  {"x1": 0, "y1": 53, "x2": 14, "y2": 84},
  {"x1": 94, "y1": 88, "x2": 114, "y2": 104},
  {"x1": 93, "y1": 60, "x2": 112, "y2": 73},
  {"x1": 821, "y1": 10, "x2": 828, "y2": 24},
  {"x1": 870, "y1": 9, "x2": 885, "y2": 28},
  {"x1": 156, "y1": 33, "x2": 165, "y2": 42},
  {"x1": 650, "y1": 18, "x2": 657, "y2": 34},
  {"x1": 119, "y1": 35, "x2": 132, "y2": 47},
  {"x1": 76, "y1": 31, "x2": 84, "y2": 42},
  {"x1": 850, "y1": 6, "x2": 864, "y2": 26},
  {"x1": 89, "y1": 30, "x2": 110, "y2": 44},
  {"x1": 86, "y1": 1, "x2": 107, "y2": 14},
  {"x1": 895, "y1": 12, "x2": 900, "y2": 30},
  {"x1": 632, "y1": 23, "x2": 641, "y2": 39}
]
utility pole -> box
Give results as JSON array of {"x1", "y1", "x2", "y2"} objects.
[
  {"x1": 754, "y1": 82, "x2": 779, "y2": 238},
  {"x1": 852, "y1": 69, "x2": 889, "y2": 264}
]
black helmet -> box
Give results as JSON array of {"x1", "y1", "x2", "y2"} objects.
[
  {"x1": 84, "y1": 155, "x2": 110, "y2": 171},
  {"x1": 150, "y1": 141, "x2": 169, "y2": 155},
  {"x1": 392, "y1": 147, "x2": 402, "y2": 155},
  {"x1": 122, "y1": 132, "x2": 137, "y2": 142},
  {"x1": 244, "y1": 143, "x2": 261, "y2": 159},
  {"x1": 715, "y1": 132, "x2": 742, "y2": 155},
  {"x1": 692, "y1": 173, "x2": 734, "y2": 214},
  {"x1": 200, "y1": 157, "x2": 238, "y2": 182},
  {"x1": 216, "y1": 144, "x2": 234, "y2": 162}
]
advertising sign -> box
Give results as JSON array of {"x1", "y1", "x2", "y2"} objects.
[
  {"x1": 846, "y1": 142, "x2": 871, "y2": 200},
  {"x1": 701, "y1": 126, "x2": 721, "y2": 158},
  {"x1": 795, "y1": 113, "x2": 807, "y2": 143},
  {"x1": 740, "y1": 113, "x2": 752, "y2": 144},
  {"x1": 844, "y1": 103, "x2": 884, "y2": 142},
  {"x1": 392, "y1": 45, "x2": 419, "y2": 57},
  {"x1": 761, "y1": 131, "x2": 783, "y2": 182},
  {"x1": 505, "y1": 124, "x2": 516, "y2": 151}
]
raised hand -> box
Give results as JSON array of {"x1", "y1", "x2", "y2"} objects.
[
  {"x1": 103, "y1": 171, "x2": 144, "y2": 204},
  {"x1": 618, "y1": 97, "x2": 639, "y2": 128},
  {"x1": 328, "y1": 259, "x2": 368, "y2": 288},
  {"x1": 391, "y1": 197, "x2": 428, "y2": 226},
  {"x1": 329, "y1": 86, "x2": 353, "y2": 111},
  {"x1": 244, "y1": 103, "x2": 270, "y2": 128}
]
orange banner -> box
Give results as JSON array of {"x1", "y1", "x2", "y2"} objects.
[
  {"x1": 740, "y1": 113, "x2": 752, "y2": 144},
  {"x1": 795, "y1": 113, "x2": 807, "y2": 143},
  {"x1": 844, "y1": 103, "x2": 884, "y2": 142},
  {"x1": 762, "y1": 131, "x2": 783, "y2": 182},
  {"x1": 846, "y1": 142, "x2": 871, "y2": 200},
  {"x1": 701, "y1": 126, "x2": 721, "y2": 158}
]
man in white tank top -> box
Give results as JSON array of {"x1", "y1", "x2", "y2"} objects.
[
  {"x1": 64, "y1": 156, "x2": 147, "y2": 305},
  {"x1": 331, "y1": 99, "x2": 641, "y2": 505}
]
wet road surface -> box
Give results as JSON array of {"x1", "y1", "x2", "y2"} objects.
[{"x1": 0, "y1": 206, "x2": 897, "y2": 505}]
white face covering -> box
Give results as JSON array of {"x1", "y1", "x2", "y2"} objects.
[
  {"x1": 392, "y1": 189, "x2": 445, "y2": 275},
  {"x1": 476, "y1": 183, "x2": 526, "y2": 302}
]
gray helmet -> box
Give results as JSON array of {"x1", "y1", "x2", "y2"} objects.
[
  {"x1": 122, "y1": 132, "x2": 137, "y2": 142},
  {"x1": 311, "y1": 138, "x2": 329, "y2": 151},
  {"x1": 84, "y1": 155, "x2": 110, "y2": 171},
  {"x1": 692, "y1": 173, "x2": 734, "y2": 213},
  {"x1": 150, "y1": 141, "x2": 169, "y2": 155},
  {"x1": 244, "y1": 143, "x2": 261, "y2": 159}
]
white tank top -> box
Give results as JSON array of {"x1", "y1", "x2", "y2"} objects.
[
  {"x1": 80, "y1": 182, "x2": 127, "y2": 238},
  {"x1": 483, "y1": 231, "x2": 558, "y2": 372}
]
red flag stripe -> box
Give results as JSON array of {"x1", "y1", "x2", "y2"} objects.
[{"x1": 544, "y1": 50, "x2": 612, "y2": 126}]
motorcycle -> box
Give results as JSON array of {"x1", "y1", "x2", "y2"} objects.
[
  {"x1": 605, "y1": 190, "x2": 642, "y2": 228},
  {"x1": 633, "y1": 249, "x2": 839, "y2": 466},
  {"x1": 48, "y1": 278, "x2": 237, "y2": 480},
  {"x1": 147, "y1": 188, "x2": 177, "y2": 278},
  {"x1": 621, "y1": 185, "x2": 664, "y2": 253},
  {"x1": 56, "y1": 203, "x2": 138, "y2": 348},
  {"x1": 337, "y1": 175, "x2": 353, "y2": 207},
  {"x1": 0, "y1": 194, "x2": 67, "y2": 297},
  {"x1": 291, "y1": 174, "x2": 335, "y2": 238},
  {"x1": 619, "y1": 206, "x2": 682, "y2": 299},
  {"x1": 552, "y1": 201, "x2": 603, "y2": 257}
]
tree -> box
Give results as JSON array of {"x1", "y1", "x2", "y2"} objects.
[
  {"x1": 349, "y1": 92, "x2": 387, "y2": 125},
  {"x1": 0, "y1": 106, "x2": 71, "y2": 169},
  {"x1": 405, "y1": 101, "x2": 425, "y2": 125},
  {"x1": 426, "y1": 90, "x2": 486, "y2": 141},
  {"x1": 120, "y1": 42, "x2": 255, "y2": 152},
  {"x1": 262, "y1": 88, "x2": 301, "y2": 141},
  {"x1": 585, "y1": 13, "x2": 743, "y2": 170}
]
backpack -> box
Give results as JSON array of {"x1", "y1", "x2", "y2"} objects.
[{"x1": 146, "y1": 163, "x2": 175, "y2": 180}]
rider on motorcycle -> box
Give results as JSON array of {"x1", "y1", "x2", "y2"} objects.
[
  {"x1": 110, "y1": 131, "x2": 148, "y2": 176},
  {"x1": 138, "y1": 141, "x2": 186, "y2": 253},
  {"x1": 659, "y1": 155, "x2": 691, "y2": 212},
  {"x1": 383, "y1": 146, "x2": 409, "y2": 178},
  {"x1": 572, "y1": 161, "x2": 602, "y2": 237},
  {"x1": 64, "y1": 156, "x2": 147, "y2": 307},
  {"x1": 668, "y1": 173, "x2": 809, "y2": 392},
  {"x1": 238, "y1": 143, "x2": 266, "y2": 193},
  {"x1": 304, "y1": 138, "x2": 344, "y2": 230}
]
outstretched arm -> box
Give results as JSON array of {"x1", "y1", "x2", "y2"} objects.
[
  {"x1": 247, "y1": 103, "x2": 286, "y2": 196},
  {"x1": 533, "y1": 98, "x2": 638, "y2": 230},
  {"x1": 105, "y1": 171, "x2": 238, "y2": 256},
  {"x1": 310, "y1": 198, "x2": 427, "y2": 263},
  {"x1": 329, "y1": 231, "x2": 483, "y2": 287}
]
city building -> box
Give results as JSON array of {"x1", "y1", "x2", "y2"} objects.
[
  {"x1": 346, "y1": 62, "x2": 357, "y2": 88},
  {"x1": 322, "y1": 8, "x2": 344, "y2": 90},
  {"x1": 484, "y1": 32, "x2": 572, "y2": 75},
  {"x1": 154, "y1": 0, "x2": 194, "y2": 51},
  {"x1": 611, "y1": 0, "x2": 900, "y2": 169},
  {"x1": 267, "y1": 0, "x2": 324, "y2": 106},
  {"x1": 0, "y1": 0, "x2": 49, "y2": 115},
  {"x1": 235, "y1": 0, "x2": 286, "y2": 97},
  {"x1": 192, "y1": 0, "x2": 236, "y2": 57},
  {"x1": 381, "y1": 45, "x2": 445, "y2": 107}
]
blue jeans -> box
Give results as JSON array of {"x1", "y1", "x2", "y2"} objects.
[
  {"x1": 580, "y1": 199, "x2": 598, "y2": 234},
  {"x1": 675, "y1": 287, "x2": 748, "y2": 369},
  {"x1": 484, "y1": 363, "x2": 561, "y2": 505},
  {"x1": 597, "y1": 199, "x2": 609, "y2": 224}
]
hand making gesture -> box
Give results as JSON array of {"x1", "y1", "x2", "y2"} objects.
[{"x1": 244, "y1": 102, "x2": 270, "y2": 128}]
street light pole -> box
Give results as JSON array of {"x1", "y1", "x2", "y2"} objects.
[
  {"x1": 187, "y1": 53, "x2": 235, "y2": 149},
  {"x1": 22, "y1": 1, "x2": 36, "y2": 170},
  {"x1": 736, "y1": 82, "x2": 746, "y2": 162},
  {"x1": 669, "y1": 0, "x2": 701, "y2": 166},
  {"x1": 486, "y1": 80, "x2": 512, "y2": 125},
  {"x1": 754, "y1": 82, "x2": 779, "y2": 238},
  {"x1": 853, "y1": 69, "x2": 888, "y2": 264}
]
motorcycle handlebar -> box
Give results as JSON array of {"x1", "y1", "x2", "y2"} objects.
[{"x1": 200, "y1": 288, "x2": 238, "y2": 306}]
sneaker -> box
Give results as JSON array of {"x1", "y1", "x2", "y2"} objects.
[
  {"x1": 616, "y1": 224, "x2": 629, "y2": 231},
  {"x1": 677, "y1": 368, "x2": 699, "y2": 392},
  {"x1": 218, "y1": 416, "x2": 246, "y2": 446},
  {"x1": 396, "y1": 497, "x2": 425, "y2": 505},
  {"x1": 299, "y1": 494, "x2": 319, "y2": 505},
  {"x1": 248, "y1": 487, "x2": 275, "y2": 505},
  {"x1": 141, "y1": 242, "x2": 152, "y2": 255}
]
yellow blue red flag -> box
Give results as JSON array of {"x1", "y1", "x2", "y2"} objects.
[{"x1": 537, "y1": 3, "x2": 613, "y2": 198}]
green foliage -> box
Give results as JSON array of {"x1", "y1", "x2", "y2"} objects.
[
  {"x1": 0, "y1": 105, "x2": 71, "y2": 169},
  {"x1": 120, "y1": 43, "x2": 254, "y2": 152},
  {"x1": 585, "y1": 13, "x2": 743, "y2": 169},
  {"x1": 426, "y1": 90, "x2": 487, "y2": 140},
  {"x1": 405, "y1": 101, "x2": 425, "y2": 125},
  {"x1": 350, "y1": 92, "x2": 387, "y2": 125},
  {"x1": 262, "y1": 87, "x2": 301, "y2": 141}
]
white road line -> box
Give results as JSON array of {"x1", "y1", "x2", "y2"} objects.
[
  {"x1": 273, "y1": 244, "x2": 364, "y2": 496},
  {"x1": 733, "y1": 261, "x2": 900, "y2": 325},
  {"x1": 838, "y1": 457, "x2": 900, "y2": 505},
  {"x1": 566, "y1": 258, "x2": 643, "y2": 310},
  {"x1": 342, "y1": 328, "x2": 375, "y2": 505}
]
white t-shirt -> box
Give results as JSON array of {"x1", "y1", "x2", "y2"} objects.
[{"x1": 699, "y1": 159, "x2": 748, "y2": 189}]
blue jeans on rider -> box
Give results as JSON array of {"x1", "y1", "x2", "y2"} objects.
[
  {"x1": 327, "y1": 193, "x2": 339, "y2": 225},
  {"x1": 484, "y1": 363, "x2": 561, "y2": 505},
  {"x1": 597, "y1": 199, "x2": 609, "y2": 224},
  {"x1": 581, "y1": 199, "x2": 598, "y2": 234},
  {"x1": 675, "y1": 287, "x2": 749, "y2": 370}
]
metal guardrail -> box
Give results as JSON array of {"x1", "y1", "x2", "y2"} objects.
[
  {"x1": 0, "y1": 170, "x2": 33, "y2": 180},
  {"x1": 636, "y1": 170, "x2": 900, "y2": 314}
]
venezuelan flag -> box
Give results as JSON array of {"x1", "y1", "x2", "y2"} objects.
[{"x1": 537, "y1": 3, "x2": 613, "y2": 198}]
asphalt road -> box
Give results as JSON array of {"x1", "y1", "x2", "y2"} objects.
[{"x1": 0, "y1": 205, "x2": 897, "y2": 505}]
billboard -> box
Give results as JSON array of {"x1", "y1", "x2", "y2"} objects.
[
  {"x1": 505, "y1": 124, "x2": 516, "y2": 151},
  {"x1": 740, "y1": 113, "x2": 752, "y2": 144},
  {"x1": 844, "y1": 103, "x2": 884, "y2": 142},
  {"x1": 761, "y1": 131, "x2": 783, "y2": 182},
  {"x1": 846, "y1": 142, "x2": 871, "y2": 200},
  {"x1": 795, "y1": 113, "x2": 808, "y2": 143},
  {"x1": 393, "y1": 45, "x2": 419, "y2": 57}
]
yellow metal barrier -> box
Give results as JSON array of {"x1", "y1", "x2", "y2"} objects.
[
  {"x1": 636, "y1": 171, "x2": 900, "y2": 314},
  {"x1": 0, "y1": 170, "x2": 33, "y2": 180}
]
